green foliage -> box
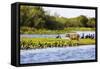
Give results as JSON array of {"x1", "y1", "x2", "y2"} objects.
[
  {"x1": 78, "y1": 39, "x2": 95, "y2": 45},
  {"x1": 20, "y1": 6, "x2": 46, "y2": 29},
  {"x1": 20, "y1": 38, "x2": 95, "y2": 49},
  {"x1": 45, "y1": 16, "x2": 64, "y2": 30},
  {"x1": 20, "y1": 27, "x2": 95, "y2": 34},
  {"x1": 87, "y1": 18, "x2": 95, "y2": 28},
  {"x1": 77, "y1": 15, "x2": 88, "y2": 27},
  {"x1": 20, "y1": 6, "x2": 96, "y2": 31}
]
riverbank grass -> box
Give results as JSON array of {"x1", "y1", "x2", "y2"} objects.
[
  {"x1": 20, "y1": 38, "x2": 95, "y2": 49},
  {"x1": 20, "y1": 27, "x2": 95, "y2": 34},
  {"x1": 78, "y1": 39, "x2": 95, "y2": 45}
]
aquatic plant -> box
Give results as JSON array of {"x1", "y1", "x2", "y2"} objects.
[{"x1": 20, "y1": 38, "x2": 95, "y2": 49}]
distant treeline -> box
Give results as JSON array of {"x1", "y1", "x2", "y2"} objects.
[{"x1": 20, "y1": 6, "x2": 95, "y2": 30}]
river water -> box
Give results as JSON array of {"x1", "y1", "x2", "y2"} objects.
[
  {"x1": 20, "y1": 45, "x2": 95, "y2": 64},
  {"x1": 20, "y1": 31, "x2": 95, "y2": 38}
]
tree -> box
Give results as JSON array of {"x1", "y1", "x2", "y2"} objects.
[
  {"x1": 20, "y1": 6, "x2": 46, "y2": 29},
  {"x1": 45, "y1": 16, "x2": 64, "y2": 30},
  {"x1": 20, "y1": 6, "x2": 95, "y2": 30},
  {"x1": 20, "y1": 6, "x2": 30, "y2": 26},
  {"x1": 77, "y1": 15, "x2": 88, "y2": 27},
  {"x1": 87, "y1": 18, "x2": 95, "y2": 28}
]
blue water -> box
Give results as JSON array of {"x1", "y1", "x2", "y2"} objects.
[
  {"x1": 20, "y1": 45, "x2": 95, "y2": 64},
  {"x1": 20, "y1": 31, "x2": 95, "y2": 38}
]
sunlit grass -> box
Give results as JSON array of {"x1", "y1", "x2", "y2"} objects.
[
  {"x1": 78, "y1": 39, "x2": 95, "y2": 45},
  {"x1": 20, "y1": 27, "x2": 95, "y2": 34},
  {"x1": 20, "y1": 37, "x2": 95, "y2": 49}
]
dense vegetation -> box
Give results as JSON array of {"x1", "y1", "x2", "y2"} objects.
[
  {"x1": 20, "y1": 38, "x2": 95, "y2": 49},
  {"x1": 20, "y1": 27, "x2": 95, "y2": 34},
  {"x1": 20, "y1": 6, "x2": 95, "y2": 34},
  {"x1": 20, "y1": 6, "x2": 96, "y2": 49}
]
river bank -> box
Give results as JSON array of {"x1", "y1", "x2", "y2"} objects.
[
  {"x1": 20, "y1": 27, "x2": 95, "y2": 34},
  {"x1": 20, "y1": 38, "x2": 95, "y2": 49}
]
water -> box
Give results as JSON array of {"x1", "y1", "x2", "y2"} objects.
[
  {"x1": 20, "y1": 31, "x2": 96, "y2": 64},
  {"x1": 20, "y1": 34, "x2": 65, "y2": 38},
  {"x1": 20, "y1": 31, "x2": 95, "y2": 38},
  {"x1": 20, "y1": 45, "x2": 95, "y2": 64}
]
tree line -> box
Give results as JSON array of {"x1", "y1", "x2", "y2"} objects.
[{"x1": 20, "y1": 6, "x2": 96, "y2": 30}]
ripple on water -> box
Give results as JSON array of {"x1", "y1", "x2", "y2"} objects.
[{"x1": 20, "y1": 45, "x2": 95, "y2": 64}]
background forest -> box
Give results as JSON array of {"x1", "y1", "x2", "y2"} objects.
[{"x1": 20, "y1": 6, "x2": 95, "y2": 34}]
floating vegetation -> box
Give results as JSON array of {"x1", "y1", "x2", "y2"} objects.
[{"x1": 20, "y1": 38, "x2": 95, "y2": 49}]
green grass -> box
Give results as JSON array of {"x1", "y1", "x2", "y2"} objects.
[
  {"x1": 20, "y1": 27, "x2": 95, "y2": 34},
  {"x1": 20, "y1": 38, "x2": 95, "y2": 49},
  {"x1": 78, "y1": 39, "x2": 95, "y2": 45}
]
